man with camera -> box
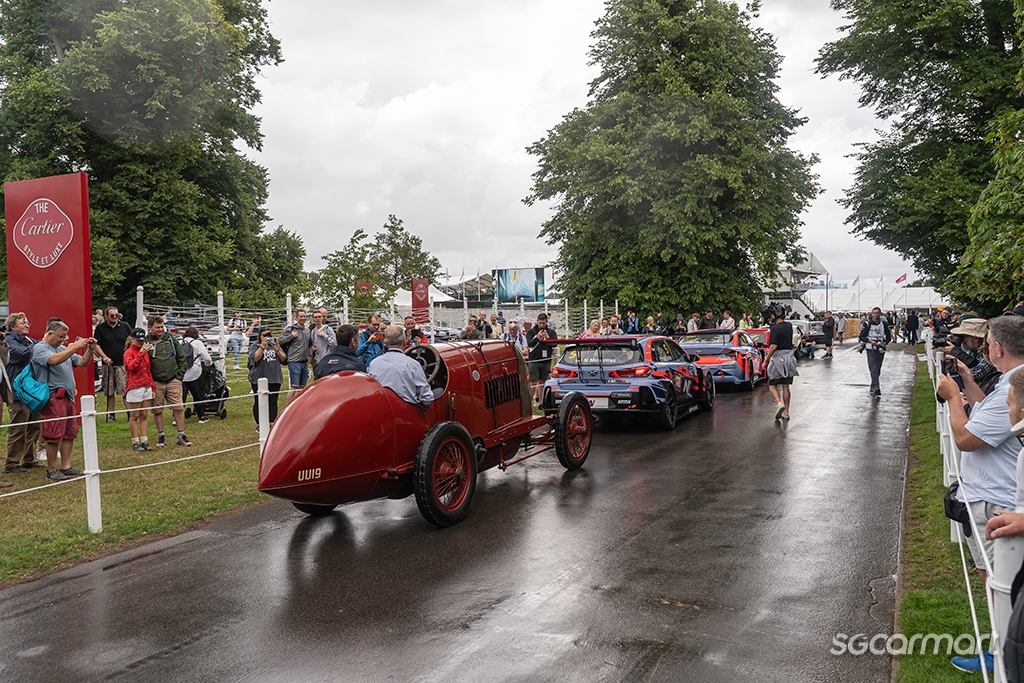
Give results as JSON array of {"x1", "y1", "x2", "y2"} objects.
[
  {"x1": 526, "y1": 312, "x2": 557, "y2": 407},
  {"x1": 938, "y1": 315, "x2": 1024, "y2": 589},
  {"x1": 946, "y1": 316, "x2": 1001, "y2": 396},
  {"x1": 33, "y1": 320, "x2": 96, "y2": 480},
  {"x1": 859, "y1": 307, "x2": 891, "y2": 399},
  {"x1": 356, "y1": 314, "x2": 386, "y2": 366},
  {"x1": 932, "y1": 307, "x2": 954, "y2": 348}
]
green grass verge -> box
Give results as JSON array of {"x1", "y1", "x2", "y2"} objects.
[
  {"x1": 0, "y1": 366, "x2": 279, "y2": 585},
  {"x1": 896, "y1": 357, "x2": 988, "y2": 681}
]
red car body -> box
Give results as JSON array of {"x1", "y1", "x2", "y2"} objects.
[{"x1": 258, "y1": 339, "x2": 592, "y2": 526}]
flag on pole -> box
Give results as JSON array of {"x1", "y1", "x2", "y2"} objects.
[
  {"x1": 895, "y1": 273, "x2": 907, "y2": 284},
  {"x1": 852, "y1": 275, "x2": 859, "y2": 287}
]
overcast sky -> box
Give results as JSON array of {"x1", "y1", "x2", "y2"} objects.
[{"x1": 249, "y1": 0, "x2": 916, "y2": 290}]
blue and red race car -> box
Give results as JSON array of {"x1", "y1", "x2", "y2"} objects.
[
  {"x1": 674, "y1": 329, "x2": 765, "y2": 388},
  {"x1": 541, "y1": 336, "x2": 714, "y2": 430}
]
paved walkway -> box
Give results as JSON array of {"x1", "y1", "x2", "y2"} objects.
[{"x1": 0, "y1": 343, "x2": 916, "y2": 682}]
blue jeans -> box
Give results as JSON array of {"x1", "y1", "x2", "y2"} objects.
[
  {"x1": 227, "y1": 337, "x2": 242, "y2": 366},
  {"x1": 288, "y1": 362, "x2": 309, "y2": 388},
  {"x1": 866, "y1": 349, "x2": 885, "y2": 393}
]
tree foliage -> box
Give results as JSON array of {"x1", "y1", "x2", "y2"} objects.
[
  {"x1": 816, "y1": 0, "x2": 1023, "y2": 286},
  {"x1": 948, "y1": 0, "x2": 1024, "y2": 311},
  {"x1": 0, "y1": 0, "x2": 296, "y2": 308},
  {"x1": 315, "y1": 215, "x2": 441, "y2": 312},
  {"x1": 525, "y1": 0, "x2": 819, "y2": 315}
]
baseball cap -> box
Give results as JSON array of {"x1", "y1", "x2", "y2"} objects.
[{"x1": 131, "y1": 327, "x2": 147, "y2": 340}]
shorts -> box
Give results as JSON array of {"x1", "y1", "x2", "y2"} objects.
[
  {"x1": 153, "y1": 379, "x2": 183, "y2": 410},
  {"x1": 125, "y1": 386, "x2": 154, "y2": 404},
  {"x1": 40, "y1": 390, "x2": 78, "y2": 443},
  {"x1": 767, "y1": 376, "x2": 794, "y2": 386},
  {"x1": 101, "y1": 364, "x2": 127, "y2": 397},
  {"x1": 288, "y1": 362, "x2": 309, "y2": 388},
  {"x1": 528, "y1": 359, "x2": 551, "y2": 382},
  {"x1": 964, "y1": 500, "x2": 1013, "y2": 572}
]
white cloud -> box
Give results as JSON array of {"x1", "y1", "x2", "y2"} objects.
[{"x1": 250, "y1": 0, "x2": 917, "y2": 289}]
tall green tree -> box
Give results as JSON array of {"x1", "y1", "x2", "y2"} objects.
[
  {"x1": 525, "y1": 0, "x2": 819, "y2": 315},
  {"x1": 948, "y1": 0, "x2": 1024, "y2": 311},
  {"x1": 816, "y1": 0, "x2": 1023, "y2": 286},
  {"x1": 0, "y1": 0, "x2": 291, "y2": 308},
  {"x1": 315, "y1": 215, "x2": 442, "y2": 312}
]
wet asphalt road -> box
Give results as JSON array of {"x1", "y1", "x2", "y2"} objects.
[{"x1": 0, "y1": 343, "x2": 916, "y2": 683}]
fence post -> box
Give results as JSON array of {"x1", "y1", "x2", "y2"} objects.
[
  {"x1": 463, "y1": 294, "x2": 468, "y2": 326},
  {"x1": 564, "y1": 299, "x2": 569, "y2": 337},
  {"x1": 216, "y1": 291, "x2": 226, "y2": 372},
  {"x1": 615, "y1": 299, "x2": 619, "y2": 317},
  {"x1": 429, "y1": 297, "x2": 435, "y2": 343},
  {"x1": 342, "y1": 295, "x2": 349, "y2": 325},
  {"x1": 600, "y1": 299, "x2": 604, "y2": 320},
  {"x1": 258, "y1": 377, "x2": 270, "y2": 454},
  {"x1": 583, "y1": 300, "x2": 588, "y2": 329},
  {"x1": 81, "y1": 394, "x2": 102, "y2": 533},
  {"x1": 135, "y1": 286, "x2": 145, "y2": 328},
  {"x1": 992, "y1": 537, "x2": 1024, "y2": 682},
  {"x1": 286, "y1": 293, "x2": 293, "y2": 328}
]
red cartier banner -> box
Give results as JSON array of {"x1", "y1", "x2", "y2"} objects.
[
  {"x1": 4, "y1": 173, "x2": 94, "y2": 406},
  {"x1": 411, "y1": 278, "x2": 430, "y2": 325}
]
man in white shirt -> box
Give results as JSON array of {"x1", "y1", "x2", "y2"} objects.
[
  {"x1": 367, "y1": 326, "x2": 434, "y2": 407},
  {"x1": 939, "y1": 315, "x2": 1024, "y2": 584},
  {"x1": 720, "y1": 311, "x2": 736, "y2": 330}
]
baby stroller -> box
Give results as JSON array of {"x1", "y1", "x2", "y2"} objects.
[{"x1": 185, "y1": 363, "x2": 230, "y2": 420}]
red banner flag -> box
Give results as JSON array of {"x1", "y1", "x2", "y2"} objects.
[
  {"x1": 411, "y1": 278, "x2": 430, "y2": 325},
  {"x1": 895, "y1": 273, "x2": 907, "y2": 284}
]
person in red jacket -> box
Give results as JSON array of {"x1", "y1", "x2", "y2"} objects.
[{"x1": 123, "y1": 328, "x2": 156, "y2": 452}]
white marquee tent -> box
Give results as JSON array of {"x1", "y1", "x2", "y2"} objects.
[{"x1": 804, "y1": 286, "x2": 949, "y2": 313}]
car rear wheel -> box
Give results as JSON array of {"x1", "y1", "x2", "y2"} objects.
[
  {"x1": 555, "y1": 392, "x2": 592, "y2": 470},
  {"x1": 699, "y1": 372, "x2": 716, "y2": 411},
  {"x1": 292, "y1": 502, "x2": 338, "y2": 516},
  {"x1": 655, "y1": 388, "x2": 678, "y2": 430},
  {"x1": 414, "y1": 422, "x2": 478, "y2": 527}
]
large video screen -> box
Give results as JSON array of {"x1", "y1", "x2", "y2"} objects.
[{"x1": 493, "y1": 268, "x2": 545, "y2": 303}]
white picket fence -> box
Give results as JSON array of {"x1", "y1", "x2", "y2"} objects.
[{"x1": 925, "y1": 348, "x2": 1023, "y2": 682}]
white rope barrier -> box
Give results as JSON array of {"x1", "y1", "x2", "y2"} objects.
[
  {"x1": 0, "y1": 443, "x2": 260, "y2": 500},
  {"x1": 0, "y1": 380, "x2": 273, "y2": 535}
]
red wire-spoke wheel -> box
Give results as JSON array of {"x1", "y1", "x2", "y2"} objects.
[
  {"x1": 414, "y1": 422, "x2": 478, "y2": 527},
  {"x1": 555, "y1": 392, "x2": 592, "y2": 470}
]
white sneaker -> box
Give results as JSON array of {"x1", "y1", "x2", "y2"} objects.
[
  {"x1": 774, "y1": 403, "x2": 785, "y2": 420},
  {"x1": 781, "y1": 409, "x2": 790, "y2": 420},
  {"x1": 36, "y1": 449, "x2": 46, "y2": 462}
]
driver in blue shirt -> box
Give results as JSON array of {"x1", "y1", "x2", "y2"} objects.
[{"x1": 367, "y1": 326, "x2": 434, "y2": 407}]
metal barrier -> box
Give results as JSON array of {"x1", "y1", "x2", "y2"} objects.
[{"x1": 927, "y1": 345, "x2": 1022, "y2": 682}]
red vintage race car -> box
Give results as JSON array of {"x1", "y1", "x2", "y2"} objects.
[{"x1": 257, "y1": 339, "x2": 593, "y2": 527}]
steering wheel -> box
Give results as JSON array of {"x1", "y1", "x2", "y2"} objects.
[{"x1": 405, "y1": 344, "x2": 442, "y2": 383}]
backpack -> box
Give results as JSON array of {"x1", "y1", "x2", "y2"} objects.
[
  {"x1": 184, "y1": 339, "x2": 197, "y2": 371},
  {"x1": 13, "y1": 362, "x2": 49, "y2": 413}
]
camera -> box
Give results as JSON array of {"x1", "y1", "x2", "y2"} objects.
[
  {"x1": 265, "y1": 337, "x2": 276, "y2": 346},
  {"x1": 942, "y1": 357, "x2": 958, "y2": 375},
  {"x1": 762, "y1": 302, "x2": 790, "y2": 325}
]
